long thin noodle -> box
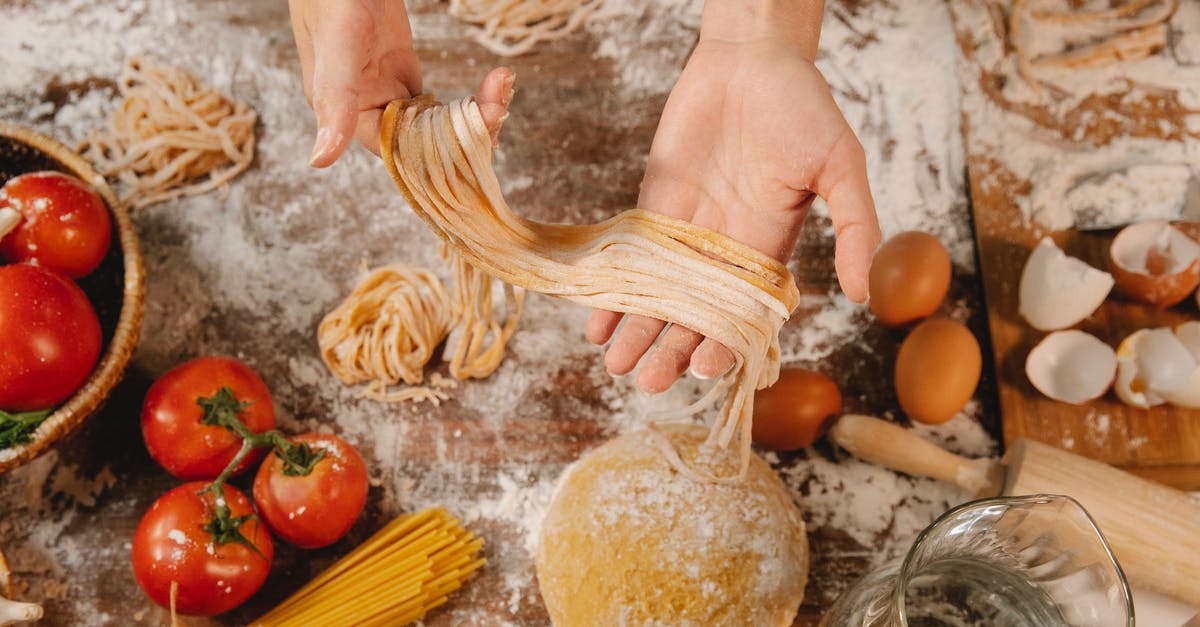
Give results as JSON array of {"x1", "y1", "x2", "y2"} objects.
[
  {"x1": 251, "y1": 508, "x2": 484, "y2": 627},
  {"x1": 448, "y1": 0, "x2": 604, "y2": 56},
  {"x1": 80, "y1": 56, "x2": 256, "y2": 209},
  {"x1": 317, "y1": 253, "x2": 522, "y2": 402},
  {"x1": 379, "y1": 94, "x2": 800, "y2": 482}
]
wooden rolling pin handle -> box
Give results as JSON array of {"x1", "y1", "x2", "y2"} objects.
[{"x1": 828, "y1": 414, "x2": 1003, "y2": 497}]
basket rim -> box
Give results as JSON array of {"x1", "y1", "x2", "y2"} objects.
[{"x1": 0, "y1": 121, "x2": 146, "y2": 473}]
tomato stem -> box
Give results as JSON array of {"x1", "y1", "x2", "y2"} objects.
[{"x1": 194, "y1": 387, "x2": 325, "y2": 554}]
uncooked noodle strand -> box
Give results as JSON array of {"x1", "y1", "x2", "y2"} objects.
[
  {"x1": 448, "y1": 0, "x2": 604, "y2": 56},
  {"x1": 380, "y1": 93, "x2": 799, "y2": 481},
  {"x1": 80, "y1": 56, "x2": 256, "y2": 209}
]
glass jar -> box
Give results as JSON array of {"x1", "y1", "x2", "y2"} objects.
[{"x1": 823, "y1": 494, "x2": 1132, "y2": 626}]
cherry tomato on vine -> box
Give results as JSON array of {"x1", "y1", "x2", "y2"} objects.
[
  {"x1": 141, "y1": 356, "x2": 276, "y2": 480},
  {"x1": 0, "y1": 263, "x2": 101, "y2": 412},
  {"x1": 254, "y1": 433, "x2": 369, "y2": 548},
  {"x1": 0, "y1": 171, "x2": 112, "y2": 278},
  {"x1": 132, "y1": 482, "x2": 273, "y2": 616}
]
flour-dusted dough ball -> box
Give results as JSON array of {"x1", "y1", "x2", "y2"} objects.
[{"x1": 535, "y1": 424, "x2": 809, "y2": 626}]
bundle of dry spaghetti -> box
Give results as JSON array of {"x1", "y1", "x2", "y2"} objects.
[
  {"x1": 317, "y1": 252, "x2": 523, "y2": 403},
  {"x1": 80, "y1": 55, "x2": 256, "y2": 209},
  {"x1": 448, "y1": 0, "x2": 605, "y2": 56},
  {"x1": 1010, "y1": 0, "x2": 1179, "y2": 90},
  {"x1": 251, "y1": 508, "x2": 484, "y2": 627},
  {"x1": 379, "y1": 94, "x2": 799, "y2": 482}
]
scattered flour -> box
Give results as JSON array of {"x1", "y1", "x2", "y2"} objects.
[{"x1": 0, "y1": 0, "x2": 998, "y2": 622}]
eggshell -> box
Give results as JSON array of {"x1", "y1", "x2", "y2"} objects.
[
  {"x1": 1025, "y1": 330, "x2": 1116, "y2": 404},
  {"x1": 868, "y1": 231, "x2": 951, "y2": 327},
  {"x1": 1110, "y1": 220, "x2": 1200, "y2": 307},
  {"x1": 894, "y1": 318, "x2": 981, "y2": 424},
  {"x1": 752, "y1": 368, "x2": 842, "y2": 451},
  {"x1": 1114, "y1": 328, "x2": 1196, "y2": 408},
  {"x1": 1161, "y1": 322, "x2": 1200, "y2": 408},
  {"x1": 1018, "y1": 237, "x2": 1114, "y2": 331}
]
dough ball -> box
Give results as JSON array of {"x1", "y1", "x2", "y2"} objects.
[{"x1": 535, "y1": 424, "x2": 808, "y2": 626}]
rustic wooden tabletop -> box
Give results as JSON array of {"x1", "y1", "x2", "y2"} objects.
[{"x1": 0, "y1": 1, "x2": 995, "y2": 625}]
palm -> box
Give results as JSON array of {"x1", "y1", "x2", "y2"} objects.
[{"x1": 588, "y1": 38, "x2": 879, "y2": 393}]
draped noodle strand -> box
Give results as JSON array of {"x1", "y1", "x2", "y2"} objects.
[{"x1": 379, "y1": 94, "x2": 800, "y2": 481}]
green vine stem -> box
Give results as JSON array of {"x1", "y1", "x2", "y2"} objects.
[
  {"x1": 192, "y1": 387, "x2": 325, "y2": 555},
  {"x1": 0, "y1": 408, "x2": 53, "y2": 450}
]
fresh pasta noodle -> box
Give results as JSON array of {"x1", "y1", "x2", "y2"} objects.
[
  {"x1": 251, "y1": 508, "x2": 484, "y2": 627},
  {"x1": 1010, "y1": 0, "x2": 1178, "y2": 90},
  {"x1": 318, "y1": 263, "x2": 455, "y2": 393},
  {"x1": 80, "y1": 56, "x2": 256, "y2": 208},
  {"x1": 379, "y1": 94, "x2": 800, "y2": 481},
  {"x1": 317, "y1": 253, "x2": 522, "y2": 402},
  {"x1": 448, "y1": 0, "x2": 604, "y2": 56}
]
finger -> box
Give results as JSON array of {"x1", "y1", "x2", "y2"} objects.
[
  {"x1": 605, "y1": 315, "x2": 667, "y2": 376},
  {"x1": 307, "y1": 11, "x2": 371, "y2": 168},
  {"x1": 690, "y1": 338, "x2": 736, "y2": 379},
  {"x1": 586, "y1": 309, "x2": 623, "y2": 345},
  {"x1": 355, "y1": 109, "x2": 383, "y2": 158},
  {"x1": 474, "y1": 67, "x2": 516, "y2": 145},
  {"x1": 815, "y1": 129, "x2": 881, "y2": 303},
  {"x1": 636, "y1": 325, "x2": 705, "y2": 394}
]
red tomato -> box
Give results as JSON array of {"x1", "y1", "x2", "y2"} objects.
[
  {"x1": 0, "y1": 263, "x2": 101, "y2": 411},
  {"x1": 253, "y1": 433, "x2": 369, "y2": 548},
  {"x1": 0, "y1": 171, "x2": 112, "y2": 278},
  {"x1": 141, "y1": 356, "x2": 276, "y2": 480},
  {"x1": 132, "y1": 482, "x2": 273, "y2": 616}
]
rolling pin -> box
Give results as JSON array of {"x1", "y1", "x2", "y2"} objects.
[{"x1": 829, "y1": 414, "x2": 1200, "y2": 607}]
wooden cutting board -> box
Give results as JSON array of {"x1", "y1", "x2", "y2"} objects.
[{"x1": 951, "y1": 2, "x2": 1200, "y2": 490}]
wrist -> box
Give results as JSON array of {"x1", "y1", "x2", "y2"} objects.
[{"x1": 699, "y1": 0, "x2": 824, "y2": 60}]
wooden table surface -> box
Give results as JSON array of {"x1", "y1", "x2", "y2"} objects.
[{"x1": 0, "y1": 1, "x2": 995, "y2": 625}]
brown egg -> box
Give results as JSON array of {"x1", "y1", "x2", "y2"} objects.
[
  {"x1": 894, "y1": 318, "x2": 981, "y2": 424},
  {"x1": 752, "y1": 368, "x2": 842, "y2": 451},
  {"x1": 869, "y1": 231, "x2": 952, "y2": 327}
]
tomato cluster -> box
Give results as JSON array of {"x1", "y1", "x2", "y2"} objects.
[
  {"x1": 132, "y1": 356, "x2": 369, "y2": 616},
  {"x1": 0, "y1": 171, "x2": 111, "y2": 428}
]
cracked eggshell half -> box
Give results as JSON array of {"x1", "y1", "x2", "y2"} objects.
[
  {"x1": 1110, "y1": 220, "x2": 1200, "y2": 307},
  {"x1": 1025, "y1": 330, "x2": 1116, "y2": 404},
  {"x1": 1161, "y1": 322, "x2": 1200, "y2": 408},
  {"x1": 1114, "y1": 328, "x2": 1197, "y2": 408},
  {"x1": 1019, "y1": 237, "x2": 1114, "y2": 331}
]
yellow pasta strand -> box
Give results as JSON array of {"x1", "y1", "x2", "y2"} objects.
[
  {"x1": 80, "y1": 55, "x2": 256, "y2": 209},
  {"x1": 252, "y1": 508, "x2": 484, "y2": 627},
  {"x1": 448, "y1": 0, "x2": 605, "y2": 56}
]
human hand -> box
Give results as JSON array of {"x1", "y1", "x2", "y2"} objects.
[
  {"x1": 289, "y1": 0, "x2": 516, "y2": 165},
  {"x1": 587, "y1": 0, "x2": 881, "y2": 393}
]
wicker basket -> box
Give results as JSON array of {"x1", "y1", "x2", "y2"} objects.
[{"x1": 0, "y1": 122, "x2": 145, "y2": 474}]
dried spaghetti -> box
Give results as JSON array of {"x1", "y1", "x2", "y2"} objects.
[
  {"x1": 81, "y1": 56, "x2": 256, "y2": 208},
  {"x1": 448, "y1": 0, "x2": 604, "y2": 56},
  {"x1": 251, "y1": 508, "x2": 484, "y2": 627}
]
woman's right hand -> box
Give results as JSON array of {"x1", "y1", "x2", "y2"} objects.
[{"x1": 289, "y1": 0, "x2": 424, "y2": 167}]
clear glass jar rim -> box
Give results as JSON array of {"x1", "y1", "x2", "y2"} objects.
[{"x1": 892, "y1": 493, "x2": 1133, "y2": 626}]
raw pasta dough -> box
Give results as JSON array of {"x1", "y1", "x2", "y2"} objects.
[
  {"x1": 380, "y1": 94, "x2": 800, "y2": 480},
  {"x1": 536, "y1": 424, "x2": 809, "y2": 625}
]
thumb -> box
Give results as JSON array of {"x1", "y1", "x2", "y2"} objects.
[
  {"x1": 308, "y1": 15, "x2": 369, "y2": 168},
  {"x1": 814, "y1": 129, "x2": 881, "y2": 303}
]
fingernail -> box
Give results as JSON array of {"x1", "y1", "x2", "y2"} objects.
[
  {"x1": 309, "y1": 127, "x2": 334, "y2": 167},
  {"x1": 689, "y1": 365, "x2": 713, "y2": 380},
  {"x1": 502, "y1": 73, "x2": 516, "y2": 105}
]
